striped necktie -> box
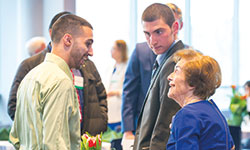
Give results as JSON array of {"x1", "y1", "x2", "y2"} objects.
[{"x1": 152, "y1": 60, "x2": 159, "y2": 77}]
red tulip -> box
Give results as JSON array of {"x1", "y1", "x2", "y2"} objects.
[
  {"x1": 88, "y1": 138, "x2": 95, "y2": 147},
  {"x1": 81, "y1": 132, "x2": 102, "y2": 149},
  {"x1": 240, "y1": 95, "x2": 247, "y2": 100},
  {"x1": 97, "y1": 135, "x2": 101, "y2": 144},
  {"x1": 83, "y1": 134, "x2": 89, "y2": 139}
]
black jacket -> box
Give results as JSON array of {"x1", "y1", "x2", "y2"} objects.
[{"x1": 8, "y1": 44, "x2": 107, "y2": 135}]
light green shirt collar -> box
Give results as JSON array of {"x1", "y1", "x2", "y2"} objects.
[{"x1": 44, "y1": 53, "x2": 73, "y2": 81}]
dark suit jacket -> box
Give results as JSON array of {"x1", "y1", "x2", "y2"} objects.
[
  {"x1": 133, "y1": 41, "x2": 184, "y2": 150},
  {"x1": 80, "y1": 59, "x2": 108, "y2": 135},
  {"x1": 121, "y1": 42, "x2": 156, "y2": 132},
  {"x1": 8, "y1": 44, "x2": 107, "y2": 135}
]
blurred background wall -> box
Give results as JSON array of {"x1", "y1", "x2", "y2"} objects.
[{"x1": 1, "y1": 0, "x2": 250, "y2": 128}]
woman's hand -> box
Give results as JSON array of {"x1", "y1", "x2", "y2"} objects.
[{"x1": 107, "y1": 91, "x2": 120, "y2": 97}]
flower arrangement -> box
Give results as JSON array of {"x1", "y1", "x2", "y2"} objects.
[
  {"x1": 81, "y1": 132, "x2": 102, "y2": 150},
  {"x1": 227, "y1": 85, "x2": 247, "y2": 126}
]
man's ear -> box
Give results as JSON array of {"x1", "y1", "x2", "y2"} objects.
[
  {"x1": 49, "y1": 29, "x2": 52, "y2": 38},
  {"x1": 63, "y1": 34, "x2": 72, "y2": 47},
  {"x1": 171, "y1": 21, "x2": 179, "y2": 35}
]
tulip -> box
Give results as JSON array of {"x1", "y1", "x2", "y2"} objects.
[
  {"x1": 85, "y1": 134, "x2": 89, "y2": 139},
  {"x1": 88, "y1": 138, "x2": 95, "y2": 148},
  {"x1": 240, "y1": 95, "x2": 247, "y2": 100}
]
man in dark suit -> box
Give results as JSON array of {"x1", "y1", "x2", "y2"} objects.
[
  {"x1": 133, "y1": 3, "x2": 184, "y2": 150},
  {"x1": 121, "y1": 42, "x2": 156, "y2": 141},
  {"x1": 7, "y1": 11, "x2": 107, "y2": 136},
  {"x1": 121, "y1": 4, "x2": 188, "y2": 148}
]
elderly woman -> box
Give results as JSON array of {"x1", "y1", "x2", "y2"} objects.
[{"x1": 166, "y1": 49, "x2": 235, "y2": 150}]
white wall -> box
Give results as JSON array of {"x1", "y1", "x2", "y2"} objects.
[
  {"x1": 43, "y1": 0, "x2": 64, "y2": 41},
  {"x1": 43, "y1": 0, "x2": 75, "y2": 41},
  {"x1": 0, "y1": 0, "x2": 20, "y2": 125},
  {"x1": 76, "y1": 0, "x2": 132, "y2": 82}
]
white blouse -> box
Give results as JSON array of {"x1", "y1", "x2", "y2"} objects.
[{"x1": 106, "y1": 62, "x2": 127, "y2": 123}]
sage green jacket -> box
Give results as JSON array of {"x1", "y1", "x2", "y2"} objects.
[{"x1": 10, "y1": 53, "x2": 81, "y2": 149}]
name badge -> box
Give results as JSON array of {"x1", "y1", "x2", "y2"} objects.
[{"x1": 74, "y1": 76, "x2": 84, "y2": 90}]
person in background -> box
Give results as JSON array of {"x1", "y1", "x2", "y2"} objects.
[
  {"x1": 166, "y1": 3, "x2": 192, "y2": 49},
  {"x1": 9, "y1": 14, "x2": 93, "y2": 149},
  {"x1": 167, "y1": 3, "x2": 183, "y2": 35},
  {"x1": 166, "y1": 49, "x2": 235, "y2": 150},
  {"x1": 133, "y1": 3, "x2": 185, "y2": 150},
  {"x1": 7, "y1": 11, "x2": 107, "y2": 136},
  {"x1": 121, "y1": 3, "x2": 187, "y2": 149},
  {"x1": 228, "y1": 81, "x2": 250, "y2": 150},
  {"x1": 103, "y1": 40, "x2": 128, "y2": 150},
  {"x1": 241, "y1": 81, "x2": 250, "y2": 149},
  {"x1": 25, "y1": 36, "x2": 46, "y2": 56},
  {"x1": 245, "y1": 81, "x2": 250, "y2": 115}
]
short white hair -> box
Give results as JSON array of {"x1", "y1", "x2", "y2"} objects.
[{"x1": 25, "y1": 36, "x2": 46, "y2": 56}]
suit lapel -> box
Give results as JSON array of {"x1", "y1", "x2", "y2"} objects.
[
  {"x1": 137, "y1": 40, "x2": 185, "y2": 124},
  {"x1": 147, "y1": 41, "x2": 184, "y2": 94}
]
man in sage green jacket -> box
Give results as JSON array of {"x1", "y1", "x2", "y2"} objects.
[
  {"x1": 8, "y1": 12, "x2": 107, "y2": 136},
  {"x1": 10, "y1": 14, "x2": 107, "y2": 149}
]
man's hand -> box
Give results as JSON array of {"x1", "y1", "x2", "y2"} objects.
[
  {"x1": 122, "y1": 131, "x2": 135, "y2": 150},
  {"x1": 123, "y1": 131, "x2": 135, "y2": 139}
]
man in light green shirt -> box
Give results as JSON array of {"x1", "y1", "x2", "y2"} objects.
[{"x1": 9, "y1": 14, "x2": 94, "y2": 150}]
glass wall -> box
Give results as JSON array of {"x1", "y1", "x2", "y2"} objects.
[
  {"x1": 0, "y1": 0, "x2": 248, "y2": 131},
  {"x1": 239, "y1": 0, "x2": 250, "y2": 85},
  {"x1": 76, "y1": 1, "x2": 245, "y2": 112},
  {"x1": 190, "y1": 0, "x2": 234, "y2": 110},
  {"x1": 0, "y1": 0, "x2": 72, "y2": 126},
  {"x1": 190, "y1": 0, "x2": 234, "y2": 86},
  {"x1": 5, "y1": 0, "x2": 244, "y2": 117}
]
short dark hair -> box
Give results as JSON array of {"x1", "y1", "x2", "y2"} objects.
[
  {"x1": 51, "y1": 14, "x2": 93, "y2": 43},
  {"x1": 142, "y1": 3, "x2": 175, "y2": 27},
  {"x1": 48, "y1": 11, "x2": 72, "y2": 30}
]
